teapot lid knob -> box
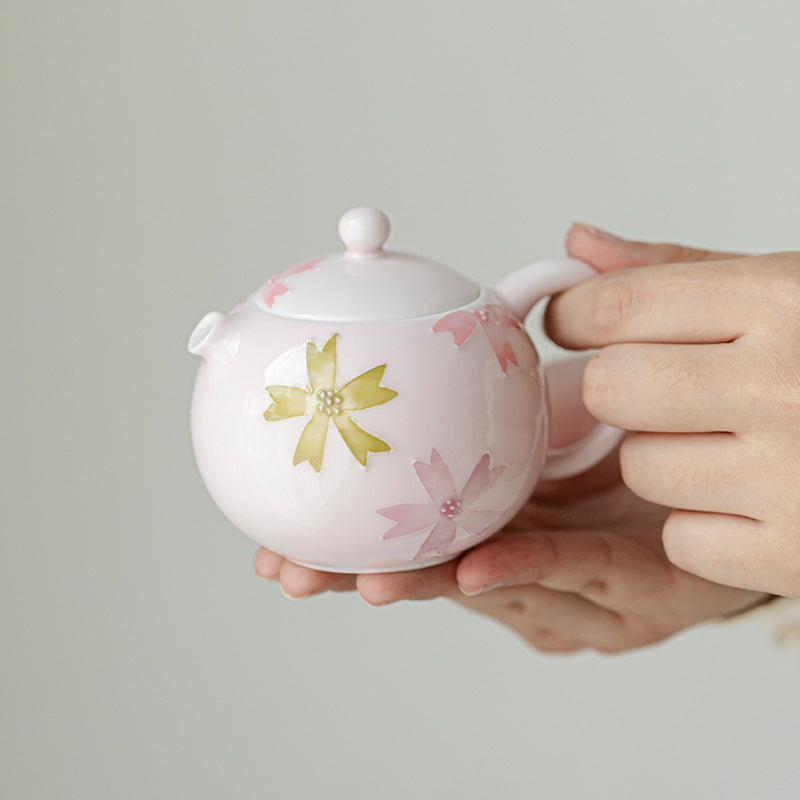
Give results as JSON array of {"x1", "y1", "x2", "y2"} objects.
[{"x1": 338, "y1": 206, "x2": 390, "y2": 256}]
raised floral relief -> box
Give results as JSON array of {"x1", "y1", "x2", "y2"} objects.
[
  {"x1": 261, "y1": 258, "x2": 324, "y2": 309},
  {"x1": 264, "y1": 335, "x2": 397, "y2": 472},
  {"x1": 433, "y1": 304, "x2": 524, "y2": 374},
  {"x1": 378, "y1": 450, "x2": 505, "y2": 560}
]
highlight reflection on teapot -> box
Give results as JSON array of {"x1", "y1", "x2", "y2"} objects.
[{"x1": 188, "y1": 207, "x2": 621, "y2": 572}]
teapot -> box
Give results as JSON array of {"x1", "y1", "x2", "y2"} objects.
[{"x1": 188, "y1": 207, "x2": 621, "y2": 572}]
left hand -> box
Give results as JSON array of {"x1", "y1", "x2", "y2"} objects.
[
  {"x1": 546, "y1": 225, "x2": 800, "y2": 597},
  {"x1": 254, "y1": 356, "x2": 766, "y2": 653}
]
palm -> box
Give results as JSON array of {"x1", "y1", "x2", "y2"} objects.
[
  {"x1": 255, "y1": 449, "x2": 762, "y2": 652},
  {"x1": 253, "y1": 228, "x2": 771, "y2": 652}
]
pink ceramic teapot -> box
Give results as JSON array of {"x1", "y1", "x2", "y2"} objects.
[{"x1": 188, "y1": 207, "x2": 620, "y2": 572}]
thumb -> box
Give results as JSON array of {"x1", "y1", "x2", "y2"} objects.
[{"x1": 565, "y1": 222, "x2": 743, "y2": 271}]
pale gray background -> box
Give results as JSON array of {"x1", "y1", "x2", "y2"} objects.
[{"x1": 3, "y1": 1, "x2": 800, "y2": 798}]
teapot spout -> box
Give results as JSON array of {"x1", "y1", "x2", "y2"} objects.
[{"x1": 188, "y1": 311, "x2": 238, "y2": 363}]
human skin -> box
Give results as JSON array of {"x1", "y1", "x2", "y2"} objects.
[
  {"x1": 546, "y1": 226, "x2": 800, "y2": 599},
  {"x1": 252, "y1": 224, "x2": 781, "y2": 653}
]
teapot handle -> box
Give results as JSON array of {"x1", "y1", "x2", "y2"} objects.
[{"x1": 493, "y1": 258, "x2": 624, "y2": 481}]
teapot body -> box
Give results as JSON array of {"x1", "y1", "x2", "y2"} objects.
[{"x1": 190, "y1": 287, "x2": 549, "y2": 572}]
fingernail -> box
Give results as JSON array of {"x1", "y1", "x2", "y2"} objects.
[
  {"x1": 280, "y1": 585, "x2": 312, "y2": 600},
  {"x1": 575, "y1": 222, "x2": 623, "y2": 242},
  {"x1": 459, "y1": 581, "x2": 505, "y2": 597}
]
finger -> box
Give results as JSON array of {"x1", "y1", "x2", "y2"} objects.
[
  {"x1": 565, "y1": 222, "x2": 742, "y2": 272},
  {"x1": 278, "y1": 560, "x2": 356, "y2": 599},
  {"x1": 454, "y1": 584, "x2": 631, "y2": 653},
  {"x1": 582, "y1": 342, "x2": 752, "y2": 433},
  {"x1": 254, "y1": 547, "x2": 285, "y2": 580},
  {"x1": 457, "y1": 593, "x2": 589, "y2": 653},
  {"x1": 545, "y1": 257, "x2": 760, "y2": 349},
  {"x1": 662, "y1": 510, "x2": 799, "y2": 596},
  {"x1": 620, "y1": 433, "x2": 758, "y2": 519},
  {"x1": 456, "y1": 529, "x2": 672, "y2": 615},
  {"x1": 356, "y1": 560, "x2": 460, "y2": 606},
  {"x1": 502, "y1": 630, "x2": 586, "y2": 654},
  {"x1": 330, "y1": 579, "x2": 359, "y2": 593},
  {"x1": 544, "y1": 356, "x2": 595, "y2": 449}
]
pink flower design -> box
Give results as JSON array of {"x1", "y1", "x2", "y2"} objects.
[
  {"x1": 378, "y1": 450, "x2": 506, "y2": 560},
  {"x1": 261, "y1": 258, "x2": 323, "y2": 308},
  {"x1": 432, "y1": 304, "x2": 524, "y2": 373}
]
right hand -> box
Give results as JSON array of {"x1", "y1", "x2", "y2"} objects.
[{"x1": 254, "y1": 352, "x2": 768, "y2": 653}]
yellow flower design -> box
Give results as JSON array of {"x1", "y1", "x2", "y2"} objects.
[{"x1": 264, "y1": 335, "x2": 398, "y2": 472}]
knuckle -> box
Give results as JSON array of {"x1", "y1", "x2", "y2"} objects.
[
  {"x1": 580, "y1": 540, "x2": 643, "y2": 611},
  {"x1": 588, "y1": 581, "x2": 632, "y2": 613},
  {"x1": 523, "y1": 627, "x2": 580, "y2": 653},
  {"x1": 507, "y1": 597, "x2": 548, "y2": 627},
  {"x1": 589, "y1": 274, "x2": 641, "y2": 340}
]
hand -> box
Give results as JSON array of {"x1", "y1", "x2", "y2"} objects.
[
  {"x1": 254, "y1": 356, "x2": 766, "y2": 653},
  {"x1": 547, "y1": 223, "x2": 800, "y2": 597}
]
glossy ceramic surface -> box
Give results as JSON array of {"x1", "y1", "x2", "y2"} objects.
[
  {"x1": 255, "y1": 207, "x2": 478, "y2": 320},
  {"x1": 188, "y1": 207, "x2": 620, "y2": 572}
]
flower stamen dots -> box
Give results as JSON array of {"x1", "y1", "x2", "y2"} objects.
[{"x1": 264, "y1": 335, "x2": 397, "y2": 472}]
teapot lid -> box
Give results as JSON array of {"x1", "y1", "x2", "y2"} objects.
[{"x1": 253, "y1": 207, "x2": 479, "y2": 321}]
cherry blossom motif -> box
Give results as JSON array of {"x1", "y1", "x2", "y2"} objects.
[
  {"x1": 378, "y1": 450, "x2": 506, "y2": 560},
  {"x1": 261, "y1": 258, "x2": 323, "y2": 308},
  {"x1": 432, "y1": 304, "x2": 524, "y2": 373},
  {"x1": 264, "y1": 335, "x2": 397, "y2": 472}
]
